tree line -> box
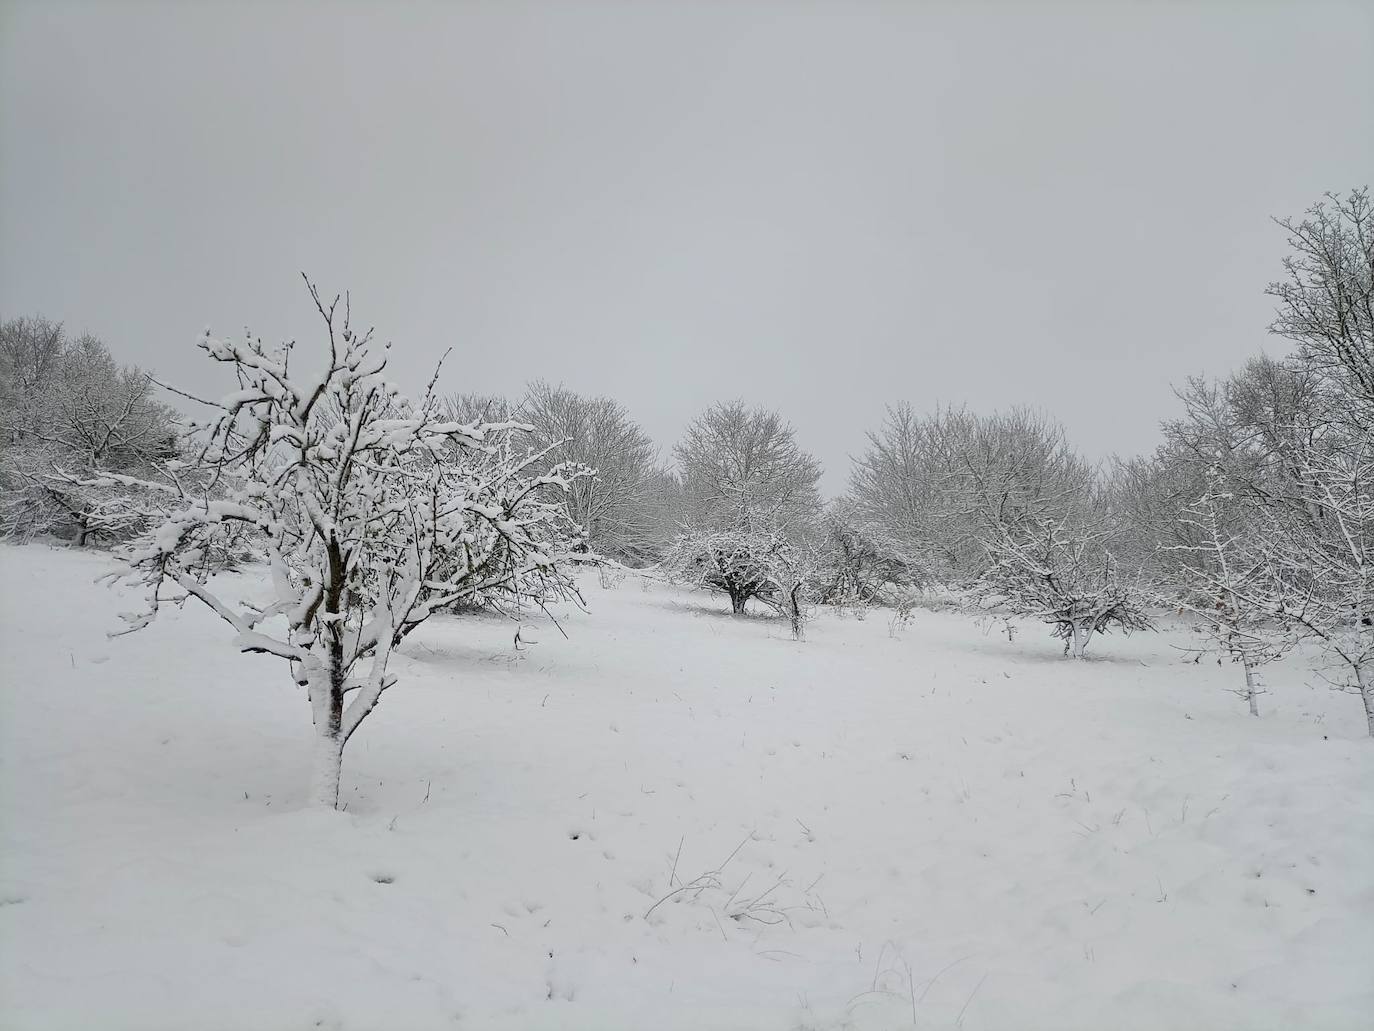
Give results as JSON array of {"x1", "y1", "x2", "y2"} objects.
[{"x1": 0, "y1": 188, "x2": 1369, "y2": 805}]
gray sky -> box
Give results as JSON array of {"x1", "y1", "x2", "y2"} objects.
[{"x1": 3, "y1": 0, "x2": 1371, "y2": 495}]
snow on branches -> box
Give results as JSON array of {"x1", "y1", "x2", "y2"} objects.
[
  {"x1": 667, "y1": 401, "x2": 822, "y2": 634},
  {"x1": 90, "y1": 279, "x2": 591, "y2": 806},
  {"x1": 666, "y1": 527, "x2": 812, "y2": 636},
  {"x1": 1246, "y1": 437, "x2": 1374, "y2": 734},
  {"x1": 975, "y1": 507, "x2": 1152, "y2": 659},
  {"x1": 0, "y1": 318, "x2": 179, "y2": 545},
  {"x1": 1166, "y1": 469, "x2": 1294, "y2": 715}
]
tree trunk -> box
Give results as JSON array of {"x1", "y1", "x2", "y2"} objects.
[
  {"x1": 310, "y1": 730, "x2": 346, "y2": 809},
  {"x1": 74, "y1": 513, "x2": 89, "y2": 548},
  {"x1": 1241, "y1": 656, "x2": 1261, "y2": 717},
  {"x1": 1358, "y1": 662, "x2": 1374, "y2": 739},
  {"x1": 307, "y1": 654, "x2": 346, "y2": 809},
  {"x1": 730, "y1": 590, "x2": 747, "y2": 615},
  {"x1": 1068, "y1": 622, "x2": 1089, "y2": 659}
]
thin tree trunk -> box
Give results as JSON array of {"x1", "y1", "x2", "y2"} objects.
[
  {"x1": 1358, "y1": 662, "x2": 1374, "y2": 739},
  {"x1": 1241, "y1": 656, "x2": 1261, "y2": 717}
]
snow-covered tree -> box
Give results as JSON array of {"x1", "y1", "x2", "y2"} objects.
[
  {"x1": 1250, "y1": 437, "x2": 1374, "y2": 735},
  {"x1": 442, "y1": 385, "x2": 673, "y2": 565},
  {"x1": 813, "y1": 498, "x2": 922, "y2": 606},
  {"x1": 851, "y1": 404, "x2": 1095, "y2": 583},
  {"x1": 519, "y1": 381, "x2": 670, "y2": 565},
  {"x1": 669, "y1": 401, "x2": 821, "y2": 616},
  {"x1": 1267, "y1": 188, "x2": 1373, "y2": 423},
  {"x1": 676, "y1": 401, "x2": 821, "y2": 531},
  {"x1": 85, "y1": 282, "x2": 589, "y2": 807},
  {"x1": 665, "y1": 527, "x2": 811, "y2": 636},
  {"x1": 0, "y1": 318, "x2": 179, "y2": 544},
  {"x1": 975, "y1": 502, "x2": 1152, "y2": 659},
  {"x1": 848, "y1": 404, "x2": 973, "y2": 577},
  {"x1": 1166, "y1": 469, "x2": 1292, "y2": 715}
]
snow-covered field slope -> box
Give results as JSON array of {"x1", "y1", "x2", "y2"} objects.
[{"x1": 1, "y1": 544, "x2": 1371, "y2": 1031}]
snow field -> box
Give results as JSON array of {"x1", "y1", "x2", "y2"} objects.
[{"x1": 1, "y1": 544, "x2": 1370, "y2": 1030}]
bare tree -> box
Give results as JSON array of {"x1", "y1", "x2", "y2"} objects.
[
  {"x1": 0, "y1": 316, "x2": 67, "y2": 441},
  {"x1": 849, "y1": 404, "x2": 971, "y2": 576},
  {"x1": 668, "y1": 401, "x2": 822, "y2": 615},
  {"x1": 0, "y1": 318, "x2": 178, "y2": 544},
  {"x1": 1166, "y1": 469, "x2": 1293, "y2": 715},
  {"x1": 813, "y1": 497, "x2": 922, "y2": 606},
  {"x1": 82, "y1": 282, "x2": 589, "y2": 807},
  {"x1": 1267, "y1": 188, "x2": 1374, "y2": 423},
  {"x1": 1246, "y1": 436, "x2": 1374, "y2": 735},
  {"x1": 520, "y1": 381, "x2": 669, "y2": 565},
  {"x1": 665, "y1": 526, "x2": 811, "y2": 634},
  {"x1": 676, "y1": 401, "x2": 821, "y2": 532},
  {"x1": 975, "y1": 497, "x2": 1152, "y2": 659},
  {"x1": 441, "y1": 391, "x2": 517, "y2": 426},
  {"x1": 851, "y1": 404, "x2": 1095, "y2": 583}
]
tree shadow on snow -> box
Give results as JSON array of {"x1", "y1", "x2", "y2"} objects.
[
  {"x1": 960, "y1": 635, "x2": 1149, "y2": 667},
  {"x1": 659, "y1": 598, "x2": 785, "y2": 624}
]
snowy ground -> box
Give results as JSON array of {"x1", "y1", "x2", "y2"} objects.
[{"x1": 1, "y1": 544, "x2": 1371, "y2": 1031}]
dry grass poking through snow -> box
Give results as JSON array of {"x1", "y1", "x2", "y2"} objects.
[{"x1": 1, "y1": 544, "x2": 1371, "y2": 1030}]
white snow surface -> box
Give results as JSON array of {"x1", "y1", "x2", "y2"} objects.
[{"x1": 1, "y1": 544, "x2": 1371, "y2": 1030}]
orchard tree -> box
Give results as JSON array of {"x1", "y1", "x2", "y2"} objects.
[
  {"x1": 85, "y1": 281, "x2": 589, "y2": 807},
  {"x1": 665, "y1": 526, "x2": 812, "y2": 635},
  {"x1": 669, "y1": 401, "x2": 822, "y2": 615},
  {"x1": 1251, "y1": 436, "x2": 1374, "y2": 735},
  {"x1": 975, "y1": 501, "x2": 1152, "y2": 659},
  {"x1": 1166, "y1": 469, "x2": 1292, "y2": 715}
]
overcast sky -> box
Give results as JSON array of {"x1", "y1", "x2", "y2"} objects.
[{"x1": 2, "y1": 0, "x2": 1371, "y2": 494}]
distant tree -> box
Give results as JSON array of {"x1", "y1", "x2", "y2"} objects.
[
  {"x1": 668, "y1": 401, "x2": 822, "y2": 615},
  {"x1": 813, "y1": 498, "x2": 921, "y2": 605},
  {"x1": 1267, "y1": 188, "x2": 1373, "y2": 423},
  {"x1": 666, "y1": 526, "x2": 810, "y2": 627},
  {"x1": 441, "y1": 385, "x2": 672, "y2": 565},
  {"x1": 0, "y1": 316, "x2": 66, "y2": 440},
  {"x1": 520, "y1": 381, "x2": 669, "y2": 565},
  {"x1": 849, "y1": 404, "x2": 968, "y2": 576},
  {"x1": 82, "y1": 282, "x2": 589, "y2": 807},
  {"x1": 0, "y1": 317, "x2": 178, "y2": 544},
  {"x1": 974, "y1": 496, "x2": 1152, "y2": 659},
  {"x1": 441, "y1": 391, "x2": 517, "y2": 426},
  {"x1": 676, "y1": 401, "x2": 822, "y2": 532},
  {"x1": 851, "y1": 404, "x2": 1095, "y2": 583}
]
